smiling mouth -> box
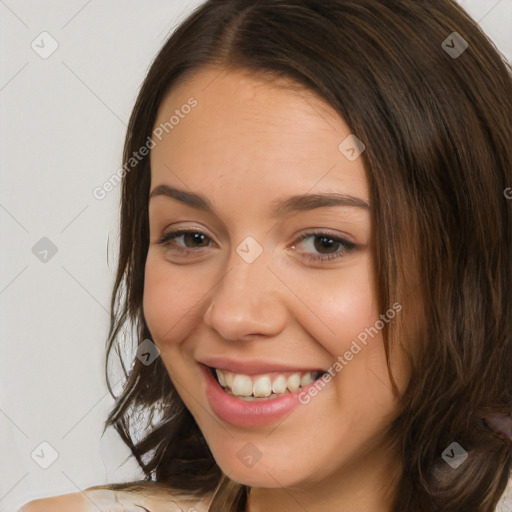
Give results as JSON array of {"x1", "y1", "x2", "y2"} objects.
[{"x1": 207, "y1": 366, "x2": 328, "y2": 401}]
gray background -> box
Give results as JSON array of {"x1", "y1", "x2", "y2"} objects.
[{"x1": 1, "y1": 1, "x2": 511, "y2": 510}]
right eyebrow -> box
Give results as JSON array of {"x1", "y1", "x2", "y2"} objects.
[{"x1": 149, "y1": 184, "x2": 211, "y2": 211}]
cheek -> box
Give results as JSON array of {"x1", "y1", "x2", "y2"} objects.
[
  {"x1": 142, "y1": 252, "x2": 202, "y2": 348},
  {"x1": 289, "y1": 254, "x2": 379, "y2": 357},
  {"x1": 290, "y1": 256, "x2": 395, "y2": 411},
  {"x1": 326, "y1": 277, "x2": 377, "y2": 350}
]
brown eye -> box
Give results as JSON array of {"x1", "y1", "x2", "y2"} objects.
[
  {"x1": 157, "y1": 230, "x2": 212, "y2": 250},
  {"x1": 291, "y1": 232, "x2": 357, "y2": 263},
  {"x1": 180, "y1": 232, "x2": 210, "y2": 248},
  {"x1": 313, "y1": 235, "x2": 342, "y2": 255}
]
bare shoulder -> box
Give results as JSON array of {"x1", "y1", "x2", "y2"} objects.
[
  {"x1": 18, "y1": 482, "x2": 211, "y2": 512},
  {"x1": 17, "y1": 491, "x2": 90, "y2": 512}
]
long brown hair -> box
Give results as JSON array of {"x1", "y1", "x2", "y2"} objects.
[{"x1": 102, "y1": 1, "x2": 512, "y2": 510}]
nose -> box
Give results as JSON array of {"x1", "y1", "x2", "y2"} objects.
[{"x1": 203, "y1": 243, "x2": 288, "y2": 341}]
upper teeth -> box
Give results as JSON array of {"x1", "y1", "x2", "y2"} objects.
[{"x1": 215, "y1": 368, "x2": 322, "y2": 398}]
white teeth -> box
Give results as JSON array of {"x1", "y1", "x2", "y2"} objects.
[
  {"x1": 287, "y1": 372, "x2": 301, "y2": 392},
  {"x1": 271, "y1": 375, "x2": 287, "y2": 394},
  {"x1": 232, "y1": 374, "x2": 253, "y2": 396},
  {"x1": 253, "y1": 375, "x2": 272, "y2": 397},
  {"x1": 224, "y1": 371, "x2": 233, "y2": 388},
  {"x1": 215, "y1": 369, "x2": 225, "y2": 387},
  {"x1": 300, "y1": 372, "x2": 314, "y2": 387},
  {"x1": 213, "y1": 368, "x2": 322, "y2": 399}
]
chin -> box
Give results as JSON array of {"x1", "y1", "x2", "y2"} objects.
[{"x1": 205, "y1": 436, "x2": 322, "y2": 490}]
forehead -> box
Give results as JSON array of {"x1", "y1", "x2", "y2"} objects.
[{"x1": 150, "y1": 67, "x2": 369, "y2": 201}]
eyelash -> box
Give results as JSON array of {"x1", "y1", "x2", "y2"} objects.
[{"x1": 156, "y1": 228, "x2": 357, "y2": 263}]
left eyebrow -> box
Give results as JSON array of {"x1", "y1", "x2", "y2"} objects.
[
  {"x1": 148, "y1": 184, "x2": 370, "y2": 217},
  {"x1": 269, "y1": 192, "x2": 370, "y2": 219}
]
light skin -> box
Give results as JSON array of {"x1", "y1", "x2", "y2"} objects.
[
  {"x1": 17, "y1": 487, "x2": 210, "y2": 512},
  {"x1": 143, "y1": 66, "x2": 412, "y2": 512}
]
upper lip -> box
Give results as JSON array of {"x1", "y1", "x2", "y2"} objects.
[{"x1": 198, "y1": 356, "x2": 325, "y2": 375}]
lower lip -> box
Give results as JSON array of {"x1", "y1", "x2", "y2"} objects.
[{"x1": 201, "y1": 364, "x2": 319, "y2": 428}]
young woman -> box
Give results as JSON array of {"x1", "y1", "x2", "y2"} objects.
[{"x1": 20, "y1": 0, "x2": 512, "y2": 510}]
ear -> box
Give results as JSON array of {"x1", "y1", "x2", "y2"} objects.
[{"x1": 483, "y1": 412, "x2": 512, "y2": 441}]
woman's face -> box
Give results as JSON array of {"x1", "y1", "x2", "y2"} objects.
[{"x1": 144, "y1": 67, "x2": 409, "y2": 497}]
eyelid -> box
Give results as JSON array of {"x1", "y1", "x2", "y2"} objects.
[
  {"x1": 290, "y1": 227, "x2": 357, "y2": 245},
  {"x1": 289, "y1": 230, "x2": 357, "y2": 262},
  {"x1": 156, "y1": 226, "x2": 214, "y2": 247},
  {"x1": 155, "y1": 224, "x2": 357, "y2": 245},
  {"x1": 156, "y1": 226, "x2": 359, "y2": 263},
  {"x1": 156, "y1": 223, "x2": 213, "y2": 242}
]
